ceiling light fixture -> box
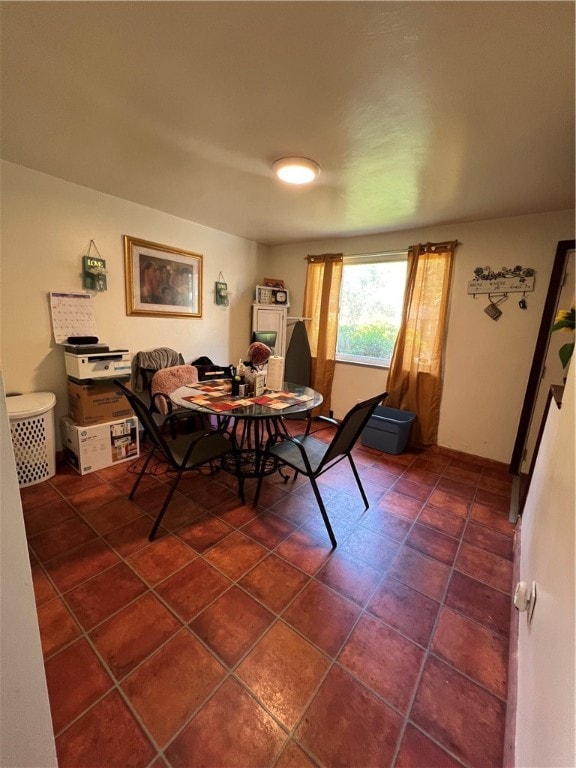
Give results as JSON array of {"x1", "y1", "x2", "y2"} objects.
[{"x1": 273, "y1": 157, "x2": 321, "y2": 184}]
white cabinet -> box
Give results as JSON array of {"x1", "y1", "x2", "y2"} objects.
[{"x1": 251, "y1": 305, "x2": 287, "y2": 357}]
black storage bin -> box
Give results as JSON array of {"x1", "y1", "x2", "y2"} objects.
[{"x1": 361, "y1": 406, "x2": 416, "y2": 454}]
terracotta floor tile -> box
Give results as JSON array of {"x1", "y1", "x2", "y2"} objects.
[
  {"x1": 411, "y1": 656, "x2": 506, "y2": 767},
  {"x1": 360, "y1": 507, "x2": 413, "y2": 542},
  {"x1": 49, "y1": 468, "x2": 105, "y2": 498},
  {"x1": 241, "y1": 510, "x2": 298, "y2": 549},
  {"x1": 368, "y1": 577, "x2": 439, "y2": 647},
  {"x1": 90, "y1": 592, "x2": 182, "y2": 679},
  {"x1": 442, "y1": 465, "x2": 481, "y2": 487},
  {"x1": 154, "y1": 558, "x2": 231, "y2": 621},
  {"x1": 432, "y1": 607, "x2": 508, "y2": 699},
  {"x1": 436, "y1": 477, "x2": 476, "y2": 501},
  {"x1": 44, "y1": 637, "x2": 113, "y2": 733},
  {"x1": 316, "y1": 550, "x2": 383, "y2": 606},
  {"x1": 392, "y1": 477, "x2": 433, "y2": 502},
  {"x1": 37, "y1": 597, "x2": 81, "y2": 659},
  {"x1": 283, "y1": 580, "x2": 361, "y2": 656},
  {"x1": 253, "y1": 480, "x2": 293, "y2": 509},
  {"x1": 187, "y1": 478, "x2": 238, "y2": 510},
  {"x1": 65, "y1": 562, "x2": 148, "y2": 630},
  {"x1": 67, "y1": 481, "x2": 126, "y2": 515},
  {"x1": 271, "y1": 494, "x2": 319, "y2": 527},
  {"x1": 126, "y1": 534, "x2": 195, "y2": 584},
  {"x1": 395, "y1": 724, "x2": 463, "y2": 768},
  {"x1": 360, "y1": 465, "x2": 400, "y2": 489},
  {"x1": 388, "y1": 546, "x2": 451, "y2": 601},
  {"x1": 455, "y1": 542, "x2": 513, "y2": 594},
  {"x1": 77, "y1": 495, "x2": 143, "y2": 534},
  {"x1": 426, "y1": 489, "x2": 470, "y2": 518},
  {"x1": 236, "y1": 621, "x2": 330, "y2": 729},
  {"x1": 400, "y1": 466, "x2": 441, "y2": 487},
  {"x1": 203, "y1": 529, "x2": 269, "y2": 579},
  {"x1": 103, "y1": 515, "x2": 166, "y2": 558},
  {"x1": 20, "y1": 480, "x2": 62, "y2": 511},
  {"x1": 470, "y1": 501, "x2": 515, "y2": 536},
  {"x1": 463, "y1": 520, "x2": 514, "y2": 560},
  {"x1": 31, "y1": 564, "x2": 57, "y2": 605},
  {"x1": 339, "y1": 613, "x2": 424, "y2": 713},
  {"x1": 210, "y1": 496, "x2": 260, "y2": 527},
  {"x1": 417, "y1": 504, "x2": 467, "y2": 539},
  {"x1": 275, "y1": 740, "x2": 320, "y2": 768},
  {"x1": 340, "y1": 526, "x2": 400, "y2": 572},
  {"x1": 411, "y1": 456, "x2": 451, "y2": 474},
  {"x1": 276, "y1": 529, "x2": 334, "y2": 575},
  {"x1": 239, "y1": 553, "x2": 309, "y2": 613},
  {"x1": 445, "y1": 571, "x2": 511, "y2": 637},
  {"x1": 29, "y1": 515, "x2": 98, "y2": 562},
  {"x1": 111, "y1": 472, "x2": 163, "y2": 499},
  {"x1": 44, "y1": 537, "x2": 121, "y2": 592},
  {"x1": 406, "y1": 523, "x2": 459, "y2": 566},
  {"x1": 166, "y1": 677, "x2": 286, "y2": 767},
  {"x1": 55, "y1": 690, "x2": 156, "y2": 768},
  {"x1": 477, "y1": 473, "x2": 513, "y2": 497},
  {"x1": 296, "y1": 664, "x2": 403, "y2": 767},
  {"x1": 475, "y1": 488, "x2": 510, "y2": 513},
  {"x1": 122, "y1": 629, "x2": 226, "y2": 746},
  {"x1": 378, "y1": 490, "x2": 424, "y2": 520},
  {"x1": 23, "y1": 499, "x2": 78, "y2": 536},
  {"x1": 176, "y1": 513, "x2": 233, "y2": 552},
  {"x1": 190, "y1": 585, "x2": 274, "y2": 666}
]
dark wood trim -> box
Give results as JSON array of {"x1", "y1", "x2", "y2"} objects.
[{"x1": 509, "y1": 240, "x2": 575, "y2": 475}]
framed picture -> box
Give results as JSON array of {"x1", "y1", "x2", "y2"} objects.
[
  {"x1": 123, "y1": 236, "x2": 202, "y2": 318},
  {"x1": 263, "y1": 278, "x2": 285, "y2": 289}
]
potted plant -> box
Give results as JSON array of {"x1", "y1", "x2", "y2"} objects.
[{"x1": 552, "y1": 304, "x2": 575, "y2": 369}]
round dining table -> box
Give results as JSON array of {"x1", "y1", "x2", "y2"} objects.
[{"x1": 170, "y1": 380, "x2": 323, "y2": 478}]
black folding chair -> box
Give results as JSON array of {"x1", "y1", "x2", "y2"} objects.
[
  {"x1": 254, "y1": 392, "x2": 388, "y2": 548},
  {"x1": 115, "y1": 380, "x2": 244, "y2": 540}
]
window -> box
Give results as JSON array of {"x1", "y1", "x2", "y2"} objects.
[{"x1": 336, "y1": 252, "x2": 408, "y2": 367}]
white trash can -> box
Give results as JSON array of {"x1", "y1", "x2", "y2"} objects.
[{"x1": 7, "y1": 392, "x2": 57, "y2": 487}]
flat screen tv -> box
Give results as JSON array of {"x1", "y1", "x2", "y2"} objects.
[{"x1": 252, "y1": 330, "x2": 277, "y2": 351}]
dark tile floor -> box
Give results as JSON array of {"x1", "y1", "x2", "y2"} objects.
[{"x1": 23, "y1": 421, "x2": 515, "y2": 768}]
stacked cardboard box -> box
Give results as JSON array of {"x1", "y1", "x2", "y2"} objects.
[{"x1": 61, "y1": 378, "x2": 139, "y2": 474}]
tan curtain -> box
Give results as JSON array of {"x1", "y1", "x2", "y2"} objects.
[
  {"x1": 303, "y1": 254, "x2": 343, "y2": 416},
  {"x1": 386, "y1": 241, "x2": 457, "y2": 445}
]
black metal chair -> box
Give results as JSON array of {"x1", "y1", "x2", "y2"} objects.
[
  {"x1": 254, "y1": 391, "x2": 388, "y2": 548},
  {"x1": 115, "y1": 380, "x2": 244, "y2": 541}
]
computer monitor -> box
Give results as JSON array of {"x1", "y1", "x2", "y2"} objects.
[{"x1": 252, "y1": 330, "x2": 277, "y2": 353}]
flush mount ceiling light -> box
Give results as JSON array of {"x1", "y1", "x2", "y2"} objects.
[{"x1": 273, "y1": 157, "x2": 321, "y2": 184}]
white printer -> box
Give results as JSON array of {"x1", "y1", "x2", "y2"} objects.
[{"x1": 64, "y1": 345, "x2": 131, "y2": 381}]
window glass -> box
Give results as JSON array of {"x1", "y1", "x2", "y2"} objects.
[{"x1": 336, "y1": 254, "x2": 407, "y2": 367}]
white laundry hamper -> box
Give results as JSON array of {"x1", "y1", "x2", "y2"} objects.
[{"x1": 7, "y1": 392, "x2": 57, "y2": 487}]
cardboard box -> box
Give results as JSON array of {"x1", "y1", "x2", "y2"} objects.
[
  {"x1": 61, "y1": 416, "x2": 140, "y2": 475},
  {"x1": 68, "y1": 378, "x2": 133, "y2": 426}
]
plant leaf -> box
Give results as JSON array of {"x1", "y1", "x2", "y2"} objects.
[{"x1": 559, "y1": 342, "x2": 574, "y2": 369}]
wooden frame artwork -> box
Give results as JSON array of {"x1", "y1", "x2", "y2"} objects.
[{"x1": 123, "y1": 235, "x2": 202, "y2": 318}]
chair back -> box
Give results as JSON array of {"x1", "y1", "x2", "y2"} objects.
[
  {"x1": 115, "y1": 380, "x2": 176, "y2": 461},
  {"x1": 151, "y1": 365, "x2": 199, "y2": 414},
  {"x1": 319, "y1": 392, "x2": 388, "y2": 471}
]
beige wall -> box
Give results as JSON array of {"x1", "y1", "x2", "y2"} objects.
[
  {"x1": 514, "y1": 362, "x2": 575, "y2": 766},
  {"x1": 268, "y1": 211, "x2": 575, "y2": 462},
  {"x1": 1, "y1": 162, "x2": 267, "y2": 445}
]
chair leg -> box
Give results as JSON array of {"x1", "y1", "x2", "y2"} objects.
[
  {"x1": 253, "y1": 472, "x2": 264, "y2": 507},
  {"x1": 129, "y1": 448, "x2": 156, "y2": 500},
  {"x1": 348, "y1": 454, "x2": 369, "y2": 510},
  {"x1": 149, "y1": 469, "x2": 184, "y2": 541},
  {"x1": 308, "y1": 476, "x2": 337, "y2": 548}
]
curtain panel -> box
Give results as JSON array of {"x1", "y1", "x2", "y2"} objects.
[
  {"x1": 303, "y1": 254, "x2": 343, "y2": 416},
  {"x1": 386, "y1": 241, "x2": 457, "y2": 445}
]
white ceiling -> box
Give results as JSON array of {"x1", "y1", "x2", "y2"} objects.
[{"x1": 1, "y1": 2, "x2": 574, "y2": 246}]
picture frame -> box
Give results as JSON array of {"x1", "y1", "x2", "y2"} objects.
[{"x1": 123, "y1": 236, "x2": 202, "y2": 318}]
